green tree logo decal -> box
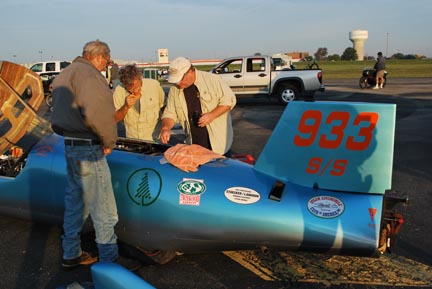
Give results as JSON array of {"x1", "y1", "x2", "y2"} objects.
[{"x1": 127, "y1": 168, "x2": 162, "y2": 206}]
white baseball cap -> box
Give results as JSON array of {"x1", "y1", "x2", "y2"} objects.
[{"x1": 167, "y1": 57, "x2": 192, "y2": 83}]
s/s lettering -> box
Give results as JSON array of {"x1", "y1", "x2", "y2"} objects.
[
  {"x1": 293, "y1": 110, "x2": 379, "y2": 151},
  {"x1": 306, "y1": 158, "x2": 348, "y2": 176}
]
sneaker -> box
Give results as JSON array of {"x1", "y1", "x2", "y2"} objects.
[
  {"x1": 373, "y1": 86, "x2": 380, "y2": 89},
  {"x1": 115, "y1": 256, "x2": 142, "y2": 272},
  {"x1": 62, "y1": 251, "x2": 98, "y2": 268}
]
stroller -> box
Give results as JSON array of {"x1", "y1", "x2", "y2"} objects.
[{"x1": 359, "y1": 67, "x2": 388, "y2": 89}]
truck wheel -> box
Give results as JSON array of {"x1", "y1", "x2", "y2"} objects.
[
  {"x1": 359, "y1": 76, "x2": 368, "y2": 89},
  {"x1": 278, "y1": 84, "x2": 299, "y2": 104},
  {"x1": 45, "y1": 93, "x2": 53, "y2": 107}
]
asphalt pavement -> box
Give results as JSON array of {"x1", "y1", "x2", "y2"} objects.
[{"x1": 0, "y1": 78, "x2": 431, "y2": 289}]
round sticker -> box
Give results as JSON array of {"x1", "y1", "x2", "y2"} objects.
[
  {"x1": 127, "y1": 168, "x2": 162, "y2": 206},
  {"x1": 177, "y1": 179, "x2": 206, "y2": 195},
  {"x1": 307, "y1": 196, "x2": 344, "y2": 218},
  {"x1": 224, "y1": 187, "x2": 260, "y2": 205}
]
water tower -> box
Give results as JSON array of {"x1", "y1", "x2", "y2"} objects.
[{"x1": 349, "y1": 30, "x2": 368, "y2": 60}]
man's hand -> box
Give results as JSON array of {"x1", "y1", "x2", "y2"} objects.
[
  {"x1": 115, "y1": 94, "x2": 139, "y2": 123},
  {"x1": 198, "y1": 112, "x2": 215, "y2": 127},
  {"x1": 160, "y1": 128, "x2": 171, "y2": 144},
  {"x1": 125, "y1": 94, "x2": 138, "y2": 108},
  {"x1": 160, "y1": 118, "x2": 175, "y2": 144},
  {"x1": 197, "y1": 105, "x2": 230, "y2": 127},
  {"x1": 103, "y1": 147, "x2": 112, "y2": 156}
]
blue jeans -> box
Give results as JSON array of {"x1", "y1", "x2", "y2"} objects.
[{"x1": 62, "y1": 144, "x2": 119, "y2": 262}]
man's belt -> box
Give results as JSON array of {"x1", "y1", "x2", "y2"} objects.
[{"x1": 64, "y1": 138, "x2": 101, "y2": 146}]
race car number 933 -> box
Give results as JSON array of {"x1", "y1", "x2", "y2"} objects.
[{"x1": 294, "y1": 110, "x2": 379, "y2": 151}]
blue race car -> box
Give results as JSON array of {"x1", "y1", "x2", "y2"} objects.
[{"x1": 0, "y1": 61, "x2": 406, "y2": 265}]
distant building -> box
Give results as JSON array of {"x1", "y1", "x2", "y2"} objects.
[
  {"x1": 286, "y1": 51, "x2": 309, "y2": 61},
  {"x1": 134, "y1": 58, "x2": 221, "y2": 69},
  {"x1": 158, "y1": 49, "x2": 169, "y2": 63},
  {"x1": 272, "y1": 53, "x2": 293, "y2": 69}
]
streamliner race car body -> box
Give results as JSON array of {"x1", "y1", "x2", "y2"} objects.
[{"x1": 0, "y1": 61, "x2": 405, "y2": 269}]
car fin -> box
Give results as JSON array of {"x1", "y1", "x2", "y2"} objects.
[{"x1": 254, "y1": 101, "x2": 396, "y2": 194}]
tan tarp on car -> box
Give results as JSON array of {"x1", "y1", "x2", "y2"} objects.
[{"x1": 163, "y1": 143, "x2": 225, "y2": 172}]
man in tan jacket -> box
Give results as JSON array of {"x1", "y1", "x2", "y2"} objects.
[
  {"x1": 113, "y1": 65, "x2": 165, "y2": 142},
  {"x1": 160, "y1": 57, "x2": 236, "y2": 155}
]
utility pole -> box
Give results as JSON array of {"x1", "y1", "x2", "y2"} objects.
[{"x1": 385, "y1": 32, "x2": 390, "y2": 58}]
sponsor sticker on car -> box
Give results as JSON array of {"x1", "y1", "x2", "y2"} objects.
[
  {"x1": 224, "y1": 187, "x2": 260, "y2": 205},
  {"x1": 307, "y1": 196, "x2": 344, "y2": 218},
  {"x1": 177, "y1": 178, "x2": 206, "y2": 206}
]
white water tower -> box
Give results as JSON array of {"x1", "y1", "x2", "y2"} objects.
[{"x1": 349, "y1": 30, "x2": 368, "y2": 60}]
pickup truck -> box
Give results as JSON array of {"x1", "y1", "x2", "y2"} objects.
[
  {"x1": 28, "y1": 60, "x2": 71, "y2": 108},
  {"x1": 210, "y1": 55, "x2": 324, "y2": 104},
  {"x1": 29, "y1": 60, "x2": 71, "y2": 94}
]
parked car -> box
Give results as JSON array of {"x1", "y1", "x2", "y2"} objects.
[
  {"x1": 210, "y1": 55, "x2": 324, "y2": 104},
  {"x1": 29, "y1": 60, "x2": 71, "y2": 77},
  {"x1": 29, "y1": 60, "x2": 71, "y2": 107}
]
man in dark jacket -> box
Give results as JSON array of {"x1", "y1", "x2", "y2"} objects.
[
  {"x1": 373, "y1": 52, "x2": 386, "y2": 89},
  {"x1": 51, "y1": 40, "x2": 139, "y2": 271}
]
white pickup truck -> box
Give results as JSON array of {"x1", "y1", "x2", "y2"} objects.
[
  {"x1": 28, "y1": 60, "x2": 71, "y2": 108},
  {"x1": 29, "y1": 60, "x2": 71, "y2": 94},
  {"x1": 211, "y1": 55, "x2": 325, "y2": 104}
]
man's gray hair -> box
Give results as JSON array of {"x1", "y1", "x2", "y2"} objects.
[
  {"x1": 119, "y1": 65, "x2": 142, "y2": 89},
  {"x1": 82, "y1": 39, "x2": 110, "y2": 59}
]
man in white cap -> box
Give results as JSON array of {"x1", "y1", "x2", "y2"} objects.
[{"x1": 160, "y1": 57, "x2": 236, "y2": 155}]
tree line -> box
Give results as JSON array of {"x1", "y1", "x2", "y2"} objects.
[{"x1": 311, "y1": 47, "x2": 427, "y2": 61}]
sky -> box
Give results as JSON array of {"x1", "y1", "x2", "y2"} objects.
[{"x1": 1, "y1": 0, "x2": 431, "y2": 64}]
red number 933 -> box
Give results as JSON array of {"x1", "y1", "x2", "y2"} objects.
[{"x1": 293, "y1": 110, "x2": 379, "y2": 151}]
